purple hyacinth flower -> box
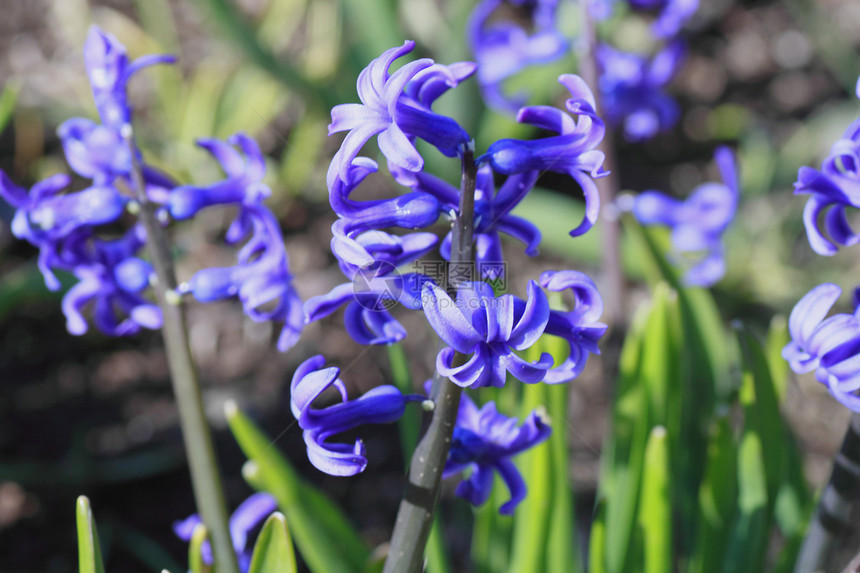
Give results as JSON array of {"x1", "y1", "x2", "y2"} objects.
[
  {"x1": 414, "y1": 165, "x2": 541, "y2": 271},
  {"x1": 0, "y1": 171, "x2": 128, "y2": 290},
  {"x1": 306, "y1": 230, "x2": 435, "y2": 345},
  {"x1": 61, "y1": 227, "x2": 161, "y2": 336},
  {"x1": 327, "y1": 41, "x2": 473, "y2": 188},
  {"x1": 444, "y1": 391, "x2": 551, "y2": 514},
  {"x1": 467, "y1": 0, "x2": 567, "y2": 113},
  {"x1": 539, "y1": 270, "x2": 607, "y2": 382},
  {"x1": 168, "y1": 134, "x2": 270, "y2": 221},
  {"x1": 58, "y1": 27, "x2": 174, "y2": 184},
  {"x1": 327, "y1": 156, "x2": 440, "y2": 268},
  {"x1": 422, "y1": 281, "x2": 553, "y2": 388},
  {"x1": 783, "y1": 284, "x2": 860, "y2": 412},
  {"x1": 183, "y1": 204, "x2": 304, "y2": 351},
  {"x1": 596, "y1": 41, "x2": 684, "y2": 142},
  {"x1": 291, "y1": 355, "x2": 423, "y2": 476},
  {"x1": 478, "y1": 74, "x2": 608, "y2": 238},
  {"x1": 174, "y1": 492, "x2": 278, "y2": 572},
  {"x1": 633, "y1": 146, "x2": 738, "y2": 287},
  {"x1": 793, "y1": 83, "x2": 860, "y2": 256}
]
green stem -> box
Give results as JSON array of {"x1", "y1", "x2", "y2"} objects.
[
  {"x1": 383, "y1": 144, "x2": 478, "y2": 573},
  {"x1": 124, "y1": 128, "x2": 240, "y2": 573}
]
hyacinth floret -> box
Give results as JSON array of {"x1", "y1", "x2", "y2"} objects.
[
  {"x1": 291, "y1": 355, "x2": 424, "y2": 476},
  {"x1": 444, "y1": 391, "x2": 551, "y2": 514},
  {"x1": 539, "y1": 270, "x2": 608, "y2": 382},
  {"x1": 783, "y1": 284, "x2": 860, "y2": 412},
  {"x1": 327, "y1": 41, "x2": 474, "y2": 188},
  {"x1": 422, "y1": 281, "x2": 553, "y2": 388},
  {"x1": 633, "y1": 146, "x2": 738, "y2": 287},
  {"x1": 793, "y1": 79, "x2": 860, "y2": 256},
  {"x1": 479, "y1": 74, "x2": 608, "y2": 238}
]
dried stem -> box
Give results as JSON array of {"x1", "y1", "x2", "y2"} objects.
[
  {"x1": 383, "y1": 144, "x2": 478, "y2": 573},
  {"x1": 578, "y1": 0, "x2": 625, "y2": 330},
  {"x1": 124, "y1": 128, "x2": 240, "y2": 573}
]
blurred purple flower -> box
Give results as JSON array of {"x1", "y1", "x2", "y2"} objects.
[
  {"x1": 783, "y1": 283, "x2": 860, "y2": 412},
  {"x1": 591, "y1": 0, "x2": 698, "y2": 38},
  {"x1": 61, "y1": 226, "x2": 161, "y2": 336},
  {"x1": 181, "y1": 203, "x2": 303, "y2": 351},
  {"x1": 168, "y1": 134, "x2": 270, "y2": 221},
  {"x1": 58, "y1": 26, "x2": 174, "y2": 185},
  {"x1": 478, "y1": 74, "x2": 608, "y2": 237},
  {"x1": 0, "y1": 171, "x2": 127, "y2": 290},
  {"x1": 539, "y1": 270, "x2": 607, "y2": 382},
  {"x1": 174, "y1": 492, "x2": 277, "y2": 572},
  {"x1": 633, "y1": 146, "x2": 738, "y2": 287},
  {"x1": 467, "y1": 0, "x2": 567, "y2": 113},
  {"x1": 422, "y1": 281, "x2": 553, "y2": 388},
  {"x1": 444, "y1": 392, "x2": 551, "y2": 514},
  {"x1": 327, "y1": 41, "x2": 473, "y2": 188},
  {"x1": 597, "y1": 41, "x2": 684, "y2": 142},
  {"x1": 291, "y1": 355, "x2": 423, "y2": 476}
]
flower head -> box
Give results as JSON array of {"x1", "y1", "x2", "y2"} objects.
[
  {"x1": 783, "y1": 284, "x2": 860, "y2": 411},
  {"x1": 478, "y1": 74, "x2": 608, "y2": 237},
  {"x1": 444, "y1": 392, "x2": 551, "y2": 514},
  {"x1": 174, "y1": 492, "x2": 277, "y2": 572},
  {"x1": 597, "y1": 41, "x2": 684, "y2": 142},
  {"x1": 327, "y1": 41, "x2": 474, "y2": 187},
  {"x1": 422, "y1": 281, "x2": 553, "y2": 388},
  {"x1": 291, "y1": 355, "x2": 423, "y2": 475},
  {"x1": 633, "y1": 146, "x2": 738, "y2": 286}
]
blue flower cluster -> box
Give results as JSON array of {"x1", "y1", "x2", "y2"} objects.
[
  {"x1": 0, "y1": 27, "x2": 302, "y2": 348},
  {"x1": 293, "y1": 42, "x2": 608, "y2": 513},
  {"x1": 593, "y1": 0, "x2": 696, "y2": 141},
  {"x1": 467, "y1": 0, "x2": 568, "y2": 113},
  {"x1": 632, "y1": 146, "x2": 739, "y2": 286},
  {"x1": 786, "y1": 78, "x2": 860, "y2": 412}
]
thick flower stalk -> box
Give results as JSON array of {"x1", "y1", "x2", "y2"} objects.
[
  {"x1": 596, "y1": 41, "x2": 685, "y2": 142},
  {"x1": 443, "y1": 392, "x2": 551, "y2": 514},
  {"x1": 479, "y1": 74, "x2": 608, "y2": 238},
  {"x1": 174, "y1": 492, "x2": 278, "y2": 573},
  {"x1": 467, "y1": 0, "x2": 567, "y2": 112},
  {"x1": 632, "y1": 146, "x2": 738, "y2": 286}
]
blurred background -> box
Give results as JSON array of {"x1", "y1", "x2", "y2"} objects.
[{"x1": 2, "y1": 0, "x2": 860, "y2": 570}]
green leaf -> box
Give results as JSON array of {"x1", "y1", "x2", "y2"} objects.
[
  {"x1": 638, "y1": 426, "x2": 672, "y2": 573},
  {"x1": 225, "y1": 402, "x2": 369, "y2": 573},
  {"x1": 76, "y1": 496, "x2": 106, "y2": 573},
  {"x1": 689, "y1": 417, "x2": 738, "y2": 573},
  {"x1": 719, "y1": 432, "x2": 769, "y2": 573},
  {"x1": 189, "y1": 523, "x2": 212, "y2": 573},
  {"x1": 0, "y1": 79, "x2": 21, "y2": 136},
  {"x1": 589, "y1": 499, "x2": 608, "y2": 573},
  {"x1": 765, "y1": 315, "x2": 790, "y2": 404},
  {"x1": 248, "y1": 512, "x2": 298, "y2": 573}
]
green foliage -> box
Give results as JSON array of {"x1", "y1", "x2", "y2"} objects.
[
  {"x1": 75, "y1": 496, "x2": 106, "y2": 573},
  {"x1": 247, "y1": 513, "x2": 298, "y2": 573},
  {"x1": 588, "y1": 220, "x2": 814, "y2": 573},
  {"x1": 225, "y1": 402, "x2": 370, "y2": 573}
]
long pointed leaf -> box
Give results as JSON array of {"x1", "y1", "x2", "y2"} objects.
[
  {"x1": 248, "y1": 512, "x2": 298, "y2": 573},
  {"x1": 76, "y1": 496, "x2": 106, "y2": 573}
]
